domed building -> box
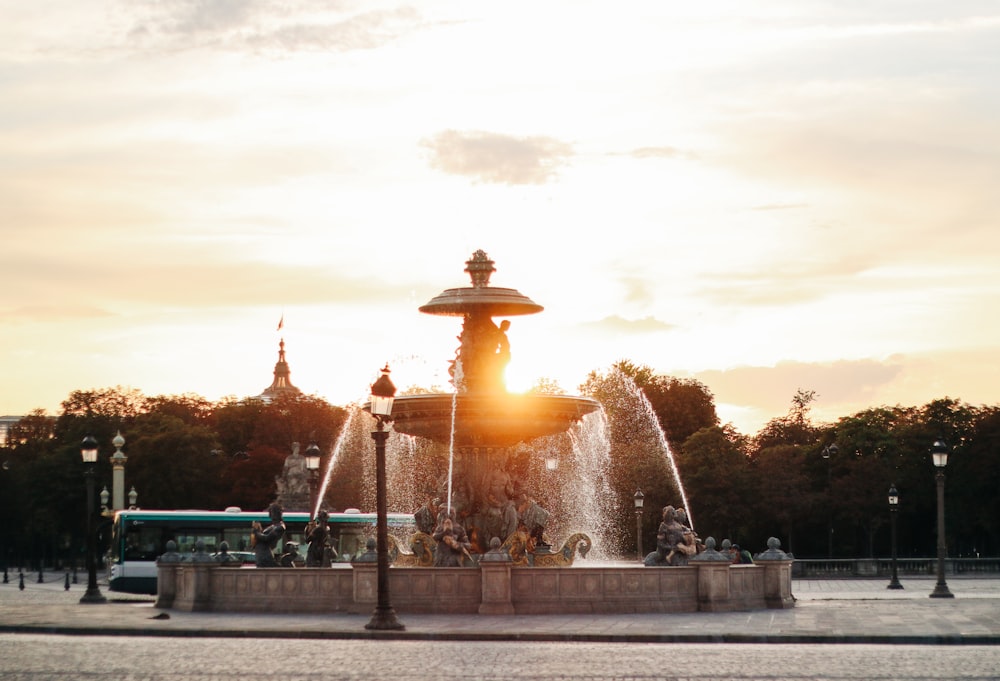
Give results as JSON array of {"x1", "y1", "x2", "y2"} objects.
[{"x1": 255, "y1": 338, "x2": 302, "y2": 403}]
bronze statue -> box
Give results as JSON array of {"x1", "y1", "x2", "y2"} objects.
[
  {"x1": 451, "y1": 313, "x2": 512, "y2": 394},
  {"x1": 432, "y1": 516, "x2": 473, "y2": 567},
  {"x1": 251, "y1": 503, "x2": 285, "y2": 568},
  {"x1": 479, "y1": 466, "x2": 518, "y2": 548},
  {"x1": 305, "y1": 510, "x2": 336, "y2": 567},
  {"x1": 278, "y1": 541, "x2": 300, "y2": 567}
]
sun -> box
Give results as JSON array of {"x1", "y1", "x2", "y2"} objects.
[{"x1": 503, "y1": 360, "x2": 537, "y2": 394}]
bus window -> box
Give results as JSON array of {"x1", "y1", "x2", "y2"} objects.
[
  {"x1": 173, "y1": 531, "x2": 221, "y2": 556},
  {"x1": 223, "y1": 528, "x2": 252, "y2": 552},
  {"x1": 124, "y1": 525, "x2": 162, "y2": 562}
]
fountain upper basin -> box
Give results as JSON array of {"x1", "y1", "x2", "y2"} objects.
[{"x1": 385, "y1": 393, "x2": 601, "y2": 447}]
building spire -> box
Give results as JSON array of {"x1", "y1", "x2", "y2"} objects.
[{"x1": 258, "y1": 338, "x2": 302, "y2": 402}]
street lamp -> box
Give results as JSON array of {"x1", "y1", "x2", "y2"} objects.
[
  {"x1": 79, "y1": 435, "x2": 106, "y2": 604},
  {"x1": 305, "y1": 442, "x2": 321, "y2": 513},
  {"x1": 633, "y1": 490, "x2": 645, "y2": 561},
  {"x1": 128, "y1": 486, "x2": 138, "y2": 510},
  {"x1": 929, "y1": 439, "x2": 954, "y2": 598},
  {"x1": 365, "y1": 364, "x2": 404, "y2": 630},
  {"x1": 887, "y1": 484, "x2": 903, "y2": 590},
  {"x1": 821, "y1": 443, "x2": 838, "y2": 558},
  {"x1": 100, "y1": 486, "x2": 110, "y2": 516}
]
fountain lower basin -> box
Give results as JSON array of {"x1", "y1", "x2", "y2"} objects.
[{"x1": 157, "y1": 558, "x2": 795, "y2": 615}]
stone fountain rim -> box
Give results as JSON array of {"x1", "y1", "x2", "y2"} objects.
[{"x1": 419, "y1": 286, "x2": 544, "y2": 316}]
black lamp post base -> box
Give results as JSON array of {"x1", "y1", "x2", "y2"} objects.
[
  {"x1": 79, "y1": 588, "x2": 107, "y2": 604},
  {"x1": 365, "y1": 607, "x2": 405, "y2": 630},
  {"x1": 886, "y1": 580, "x2": 904, "y2": 590},
  {"x1": 929, "y1": 583, "x2": 954, "y2": 598}
]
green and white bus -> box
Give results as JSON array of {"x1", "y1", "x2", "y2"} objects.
[{"x1": 107, "y1": 507, "x2": 415, "y2": 594}]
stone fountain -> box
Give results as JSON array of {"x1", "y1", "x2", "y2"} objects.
[
  {"x1": 386, "y1": 249, "x2": 600, "y2": 558},
  {"x1": 156, "y1": 251, "x2": 795, "y2": 615}
]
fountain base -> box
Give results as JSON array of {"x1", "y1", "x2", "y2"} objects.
[{"x1": 156, "y1": 558, "x2": 794, "y2": 615}]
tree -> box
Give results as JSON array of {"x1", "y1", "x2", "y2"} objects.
[
  {"x1": 957, "y1": 407, "x2": 1000, "y2": 555},
  {"x1": 746, "y1": 444, "x2": 814, "y2": 554},
  {"x1": 677, "y1": 425, "x2": 751, "y2": 543},
  {"x1": 126, "y1": 413, "x2": 224, "y2": 510},
  {"x1": 754, "y1": 390, "x2": 820, "y2": 450}
]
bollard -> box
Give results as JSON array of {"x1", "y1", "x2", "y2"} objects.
[
  {"x1": 72, "y1": 565, "x2": 79, "y2": 584},
  {"x1": 19, "y1": 572, "x2": 25, "y2": 590},
  {"x1": 2, "y1": 566, "x2": 7, "y2": 584},
  {"x1": 37, "y1": 567, "x2": 44, "y2": 583},
  {"x1": 65, "y1": 572, "x2": 71, "y2": 591}
]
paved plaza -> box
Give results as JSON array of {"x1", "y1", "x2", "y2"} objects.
[
  {"x1": 3, "y1": 575, "x2": 1000, "y2": 680},
  {"x1": 1, "y1": 573, "x2": 999, "y2": 644}
]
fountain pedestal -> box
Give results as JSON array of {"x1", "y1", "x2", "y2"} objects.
[{"x1": 479, "y1": 561, "x2": 515, "y2": 615}]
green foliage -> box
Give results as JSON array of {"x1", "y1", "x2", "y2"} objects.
[
  {"x1": 677, "y1": 425, "x2": 751, "y2": 543},
  {"x1": 2, "y1": 376, "x2": 1000, "y2": 565}
]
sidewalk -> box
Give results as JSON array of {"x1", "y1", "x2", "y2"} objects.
[{"x1": 2, "y1": 574, "x2": 999, "y2": 644}]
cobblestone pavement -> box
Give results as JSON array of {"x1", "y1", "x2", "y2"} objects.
[
  {"x1": 2, "y1": 575, "x2": 999, "y2": 680},
  {"x1": 2, "y1": 635, "x2": 999, "y2": 680},
  {"x1": 1, "y1": 574, "x2": 999, "y2": 646}
]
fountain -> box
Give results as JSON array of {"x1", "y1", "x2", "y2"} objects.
[
  {"x1": 157, "y1": 250, "x2": 796, "y2": 615},
  {"x1": 381, "y1": 249, "x2": 601, "y2": 558}
]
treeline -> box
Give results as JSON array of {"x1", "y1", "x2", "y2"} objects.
[
  {"x1": 589, "y1": 361, "x2": 1000, "y2": 560},
  {"x1": 0, "y1": 388, "x2": 356, "y2": 570},
  {"x1": 1, "y1": 363, "x2": 998, "y2": 570}
]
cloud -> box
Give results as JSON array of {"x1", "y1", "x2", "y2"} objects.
[
  {"x1": 123, "y1": 1, "x2": 422, "y2": 54},
  {"x1": 2, "y1": 305, "x2": 114, "y2": 324},
  {"x1": 751, "y1": 203, "x2": 809, "y2": 211},
  {"x1": 620, "y1": 276, "x2": 656, "y2": 306},
  {"x1": 0, "y1": 248, "x2": 418, "y2": 317},
  {"x1": 694, "y1": 268, "x2": 844, "y2": 307},
  {"x1": 625, "y1": 146, "x2": 696, "y2": 161},
  {"x1": 421, "y1": 130, "x2": 574, "y2": 185},
  {"x1": 690, "y1": 350, "x2": 1000, "y2": 434},
  {"x1": 148, "y1": 0, "x2": 260, "y2": 35},
  {"x1": 580, "y1": 315, "x2": 675, "y2": 334},
  {"x1": 695, "y1": 359, "x2": 904, "y2": 413},
  {"x1": 245, "y1": 8, "x2": 421, "y2": 53}
]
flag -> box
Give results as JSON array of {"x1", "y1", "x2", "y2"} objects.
[{"x1": 277, "y1": 314, "x2": 284, "y2": 331}]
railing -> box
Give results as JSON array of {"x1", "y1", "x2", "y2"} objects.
[{"x1": 792, "y1": 557, "x2": 1000, "y2": 577}]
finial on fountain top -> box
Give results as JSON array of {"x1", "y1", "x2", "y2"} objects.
[{"x1": 465, "y1": 250, "x2": 495, "y2": 288}]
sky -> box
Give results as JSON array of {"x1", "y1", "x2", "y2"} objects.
[{"x1": 2, "y1": 1, "x2": 999, "y2": 435}]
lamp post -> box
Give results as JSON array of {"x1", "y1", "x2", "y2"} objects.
[
  {"x1": 128, "y1": 486, "x2": 138, "y2": 510},
  {"x1": 929, "y1": 439, "x2": 954, "y2": 599},
  {"x1": 633, "y1": 490, "x2": 644, "y2": 561},
  {"x1": 821, "y1": 444, "x2": 838, "y2": 558},
  {"x1": 79, "y1": 435, "x2": 106, "y2": 604},
  {"x1": 365, "y1": 364, "x2": 404, "y2": 630},
  {"x1": 305, "y1": 442, "x2": 321, "y2": 514},
  {"x1": 887, "y1": 484, "x2": 903, "y2": 590}
]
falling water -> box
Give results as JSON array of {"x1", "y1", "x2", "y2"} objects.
[
  {"x1": 312, "y1": 406, "x2": 358, "y2": 518},
  {"x1": 564, "y1": 410, "x2": 617, "y2": 558},
  {"x1": 446, "y1": 391, "x2": 457, "y2": 515},
  {"x1": 616, "y1": 369, "x2": 694, "y2": 530}
]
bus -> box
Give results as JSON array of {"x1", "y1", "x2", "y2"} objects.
[{"x1": 107, "y1": 507, "x2": 416, "y2": 594}]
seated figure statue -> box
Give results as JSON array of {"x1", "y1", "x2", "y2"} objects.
[
  {"x1": 644, "y1": 505, "x2": 687, "y2": 566},
  {"x1": 432, "y1": 515, "x2": 472, "y2": 567}
]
